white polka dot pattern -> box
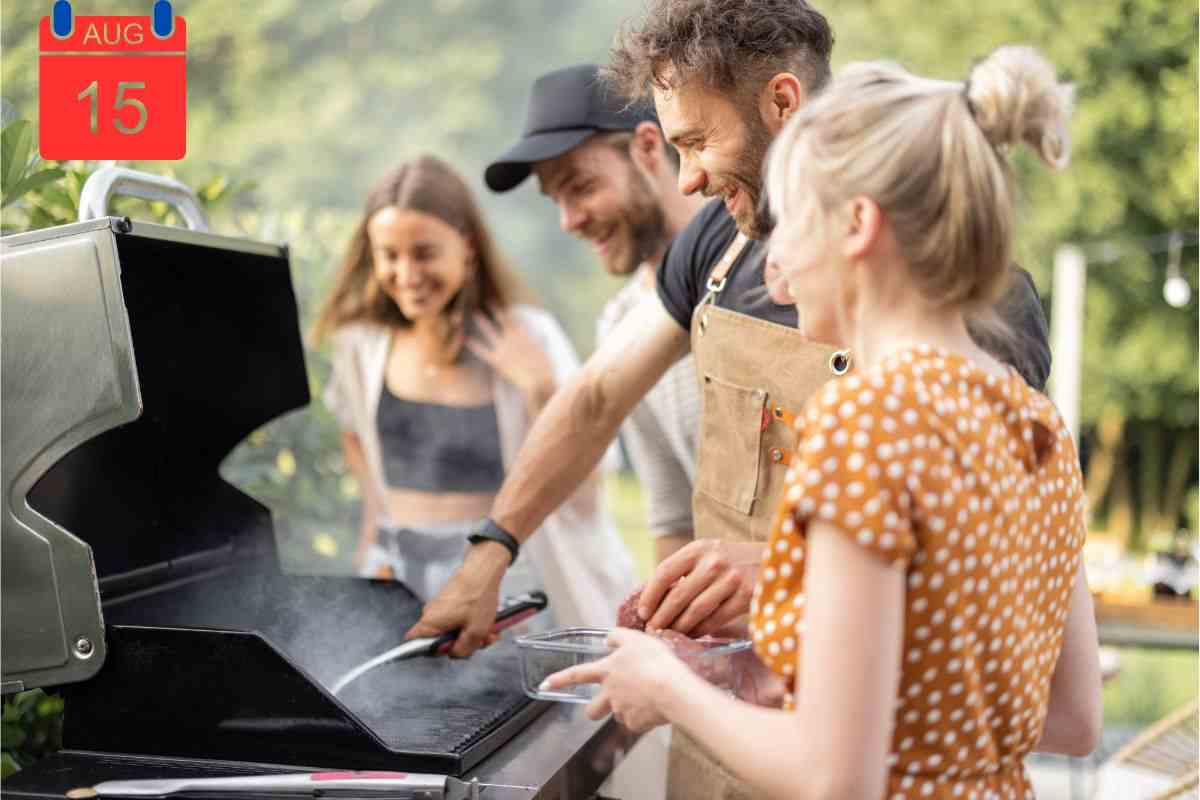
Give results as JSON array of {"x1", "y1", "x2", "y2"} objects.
[{"x1": 750, "y1": 345, "x2": 1085, "y2": 800}]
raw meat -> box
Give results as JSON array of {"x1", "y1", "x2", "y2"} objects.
[{"x1": 616, "y1": 587, "x2": 646, "y2": 631}]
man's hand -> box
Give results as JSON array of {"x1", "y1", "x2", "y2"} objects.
[
  {"x1": 638, "y1": 540, "x2": 765, "y2": 636},
  {"x1": 404, "y1": 541, "x2": 509, "y2": 657}
]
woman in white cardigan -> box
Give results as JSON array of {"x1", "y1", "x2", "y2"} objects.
[{"x1": 313, "y1": 155, "x2": 634, "y2": 630}]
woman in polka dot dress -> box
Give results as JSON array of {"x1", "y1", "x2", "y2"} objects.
[{"x1": 544, "y1": 45, "x2": 1102, "y2": 799}]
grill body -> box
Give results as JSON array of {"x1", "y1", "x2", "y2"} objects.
[{"x1": 1, "y1": 218, "x2": 553, "y2": 788}]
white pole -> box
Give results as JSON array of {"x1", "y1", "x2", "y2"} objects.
[{"x1": 1050, "y1": 244, "x2": 1087, "y2": 445}]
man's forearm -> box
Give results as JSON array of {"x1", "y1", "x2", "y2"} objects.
[
  {"x1": 493, "y1": 365, "x2": 637, "y2": 541},
  {"x1": 491, "y1": 296, "x2": 689, "y2": 542}
]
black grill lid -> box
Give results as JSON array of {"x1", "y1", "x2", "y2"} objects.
[
  {"x1": 2, "y1": 217, "x2": 307, "y2": 693},
  {"x1": 27, "y1": 225, "x2": 309, "y2": 587}
]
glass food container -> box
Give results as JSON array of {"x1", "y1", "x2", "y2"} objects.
[{"x1": 517, "y1": 627, "x2": 754, "y2": 704}]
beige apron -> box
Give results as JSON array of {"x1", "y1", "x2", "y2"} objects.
[{"x1": 667, "y1": 234, "x2": 850, "y2": 800}]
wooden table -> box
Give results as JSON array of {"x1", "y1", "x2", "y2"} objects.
[{"x1": 1094, "y1": 595, "x2": 1199, "y2": 650}]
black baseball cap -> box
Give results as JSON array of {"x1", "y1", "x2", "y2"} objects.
[{"x1": 485, "y1": 64, "x2": 657, "y2": 193}]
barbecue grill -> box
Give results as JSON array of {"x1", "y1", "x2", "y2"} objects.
[{"x1": 1, "y1": 169, "x2": 624, "y2": 799}]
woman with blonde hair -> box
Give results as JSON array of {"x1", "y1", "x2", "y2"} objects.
[
  {"x1": 314, "y1": 155, "x2": 633, "y2": 639},
  {"x1": 547, "y1": 46, "x2": 1102, "y2": 798}
]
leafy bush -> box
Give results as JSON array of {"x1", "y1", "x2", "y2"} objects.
[
  {"x1": 0, "y1": 120, "x2": 63, "y2": 211},
  {"x1": 1, "y1": 690, "x2": 63, "y2": 779}
]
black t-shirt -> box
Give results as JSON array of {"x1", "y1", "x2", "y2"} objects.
[
  {"x1": 655, "y1": 199, "x2": 1053, "y2": 390},
  {"x1": 656, "y1": 199, "x2": 796, "y2": 329}
]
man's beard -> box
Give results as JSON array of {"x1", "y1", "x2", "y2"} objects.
[
  {"x1": 602, "y1": 165, "x2": 669, "y2": 276},
  {"x1": 719, "y1": 112, "x2": 775, "y2": 240}
]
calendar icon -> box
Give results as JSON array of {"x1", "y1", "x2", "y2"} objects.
[{"x1": 39, "y1": 1, "x2": 187, "y2": 160}]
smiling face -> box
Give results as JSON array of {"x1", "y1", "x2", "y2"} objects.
[
  {"x1": 653, "y1": 78, "x2": 775, "y2": 239},
  {"x1": 766, "y1": 172, "x2": 847, "y2": 337},
  {"x1": 366, "y1": 206, "x2": 473, "y2": 320},
  {"x1": 534, "y1": 137, "x2": 668, "y2": 276}
]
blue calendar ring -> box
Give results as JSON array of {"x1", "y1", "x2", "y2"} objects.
[
  {"x1": 50, "y1": 1, "x2": 173, "y2": 40},
  {"x1": 51, "y1": 0, "x2": 72, "y2": 39},
  {"x1": 152, "y1": 0, "x2": 175, "y2": 39}
]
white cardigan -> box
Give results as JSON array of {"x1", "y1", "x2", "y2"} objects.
[{"x1": 323, "y1": 305, "x2": 635, "y2": 629}]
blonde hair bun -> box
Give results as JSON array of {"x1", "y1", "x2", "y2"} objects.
[{"x1": 966, "y1": 45, "x2": 1074, "y2": 169}]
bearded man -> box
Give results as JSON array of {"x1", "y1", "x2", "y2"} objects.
[{"x1": 486, "y1": 64, "x2": 706, "y2": 567}]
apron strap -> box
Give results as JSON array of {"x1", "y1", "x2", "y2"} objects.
[
  {"x1": 696, "y1": 232, "x2": 751, "y2": 336},
  {"x1": 700, "y1": 232, "x2": 749, "y2": 307}
]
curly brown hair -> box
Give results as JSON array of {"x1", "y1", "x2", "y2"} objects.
[{"x1": 607, "y1": 0, "x2": 835, "y2": 103}]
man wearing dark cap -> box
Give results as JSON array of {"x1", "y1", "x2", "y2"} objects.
[{"x1": 487, "y1": 64, "x2": 705, "y2": 568}]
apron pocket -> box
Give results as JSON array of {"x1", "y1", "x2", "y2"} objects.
[{"x1": 696, "y1": 374, "x2": 765, "y2": 514}]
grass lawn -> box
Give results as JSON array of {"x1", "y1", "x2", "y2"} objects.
[{"x1": 1102, "y1": 647, "x2": 1198, "y2": 727}]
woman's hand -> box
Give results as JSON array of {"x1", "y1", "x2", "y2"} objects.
[
  {"x1": 541, "y1": 628, "x2": 691, "y2": 732},
  {"x1": 638, "y1": 540, "x2": 765, "y2": 636},
  {"x1": 465, "y1": 309, "x2": 556, "y2": 411}
]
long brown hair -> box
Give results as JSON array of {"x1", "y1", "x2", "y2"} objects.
[{"x1": 312, "y1": 155, "x2": 526, "y2": 359}]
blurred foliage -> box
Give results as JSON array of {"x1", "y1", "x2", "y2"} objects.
[
  {"x1": 1, "y1": 690, "x2": 63, "y2": 779},
  {"x1": 0, "y1": 143, "x2": 254, "y2": 234},
  {"x1": 1, "y1": 120, "x2": 63, "y2": 209}
]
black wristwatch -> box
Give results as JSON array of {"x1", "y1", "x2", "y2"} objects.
[{"x1": 468, "y1": 518, "x2": 520, "y2": 565}]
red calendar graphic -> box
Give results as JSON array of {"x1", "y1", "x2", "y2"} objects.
[{"x1": 39, "y1": 1, "x2": 187, "y2": 160}]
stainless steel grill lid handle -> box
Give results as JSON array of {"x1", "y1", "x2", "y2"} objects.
[{"x1": 78, "y1": 166, "x2": 210, "y2": 232}]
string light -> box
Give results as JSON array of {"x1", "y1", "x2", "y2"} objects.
[
  {"x1": 1079, "y1": 230, "x2": 1197, "y2": 309},
  {"x1": 1163, "y1": 233, "x2": 1191, "y2": 308}
]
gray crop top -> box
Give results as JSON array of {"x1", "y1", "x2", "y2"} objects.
[{"x1": 376, "y1": 383, "x2": 505, "y2": 493}]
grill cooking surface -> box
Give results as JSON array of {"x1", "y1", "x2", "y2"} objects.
[
  {"x1": 339, "y1": 642, "x2": 532, "y2": 753},
  {"x1": 103, "y1": 562, "x2": 543, "y2": 760}
]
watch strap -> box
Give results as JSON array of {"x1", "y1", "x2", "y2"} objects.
[{"x1": 468, "y1": 518, "x2": 520, "y2": 565}]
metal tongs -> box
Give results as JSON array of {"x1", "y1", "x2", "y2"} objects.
[
  {"x1": 329, "y1": 591, "x2": 548, "y2": 695},
  {"x1": 66, "y1": 770, "x2": 534, "y2": 800}
]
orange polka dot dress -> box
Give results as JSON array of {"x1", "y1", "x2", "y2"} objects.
[{"x1": 750, "y1": 345, "x2": 1086, "y2": 800}]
